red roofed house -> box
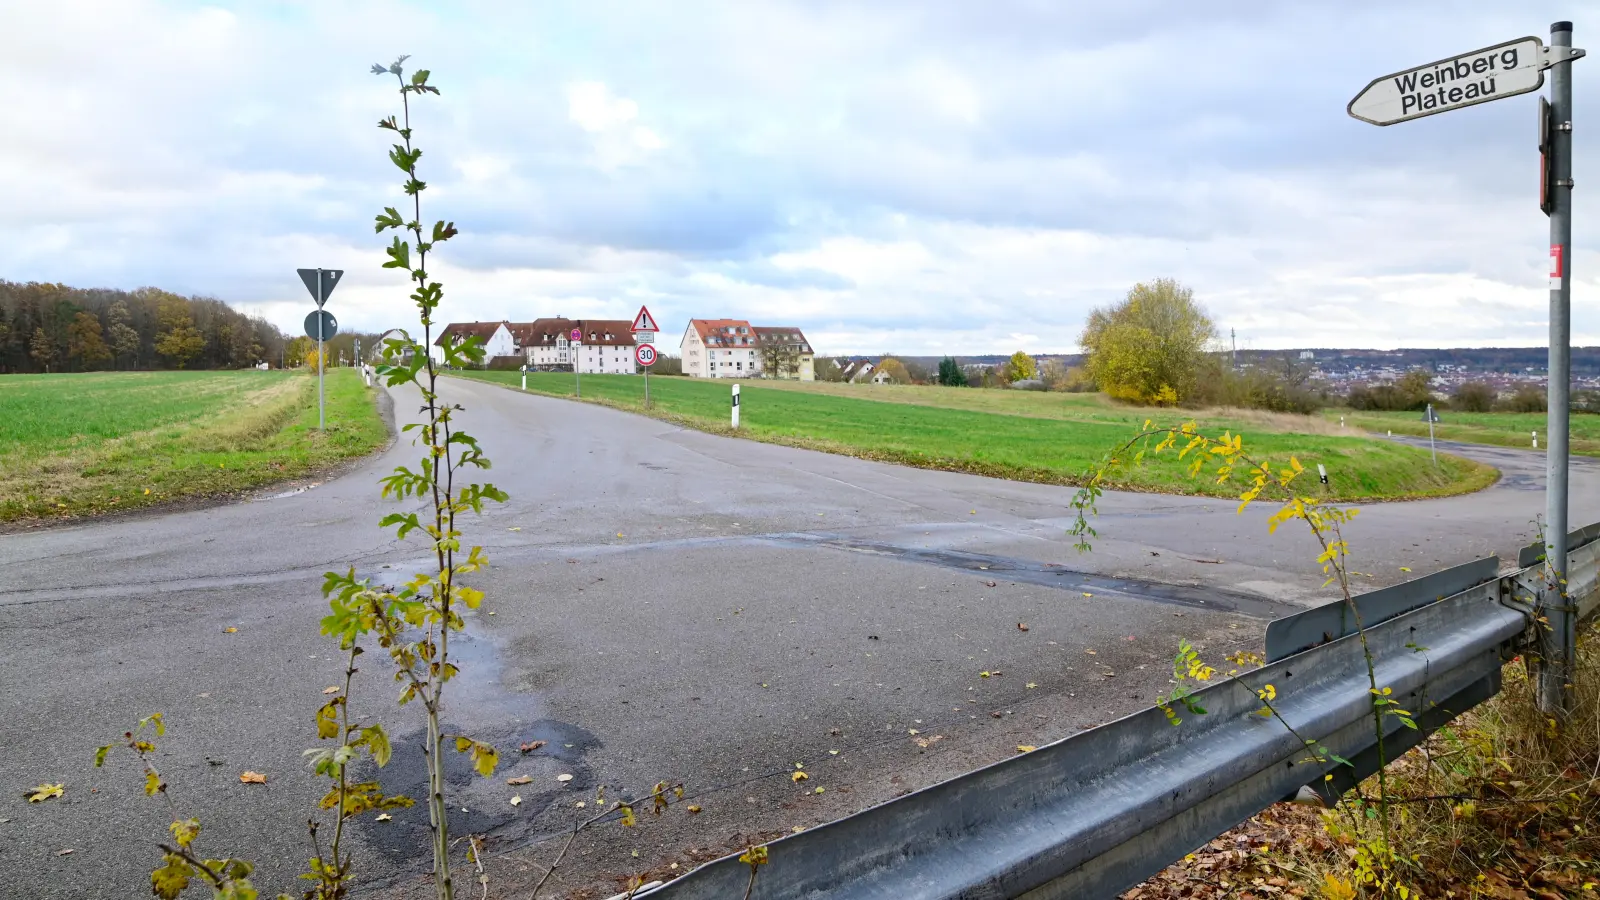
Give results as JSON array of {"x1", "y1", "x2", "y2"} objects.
[{"x1": 680, "y1": 319, "x2": 814, "y2": 380}]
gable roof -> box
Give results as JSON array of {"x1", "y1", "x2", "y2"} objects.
[
  {"x1": 753, "y1": 326, "x2": 813, "y2": 353},
  {"x1": 510, "y1": 318, "x2": 636, "y2": 348},
  {"x1": 435, "y1": 321, "x2": 508, "y2": 347},
  {"x1": 687, "y1": 318, "x2": 758, "y2": 348}
]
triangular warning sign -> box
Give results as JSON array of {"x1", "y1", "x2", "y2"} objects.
[{"x1": 631, "y1": 305, "x2": 659, "y2": 332}]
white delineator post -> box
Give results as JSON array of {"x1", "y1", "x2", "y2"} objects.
[
  {"x1": 732, "y1": 383, "x2": 741, "y2": 429},
  {"x1": 1426, "y1": 403, "x2": 1437, "y2": 465},
  {"x1": 521, "y1": 365, "x2": 527, "y2": 391}
]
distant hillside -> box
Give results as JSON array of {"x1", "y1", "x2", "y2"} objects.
[{"x1": 1239, "y1": 347, "x2": 1593, "y2": 376}]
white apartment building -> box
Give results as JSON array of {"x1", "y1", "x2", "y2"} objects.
[
  {"x1": 510, "y1": 318, "x2": 638, "y2": 374},
  {"x1": 681, "y1": 319, "x2": 814, "y2": 380}
]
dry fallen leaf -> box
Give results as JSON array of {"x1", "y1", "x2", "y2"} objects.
[
  {"x1": 828, "y1": 749, "x2": 839, "y2": 755},
  {"x1": 575, "y1": 801, "x2": 586, "y2": 808},
  {"x1": 814, "y1": 787, "x2": 825, "y2": 794},
  {"x1": 912, "y1": 735, "x2": 945, "y2": 749},
  {"x1": 1017, "y1": 745, "x2": 1038, "y2": 753},
  {"x1": 57, "y1": 848, "x2": 74, "y2": 856},
  {"x1": 687, "y1": 805, "x2": 702, "y2": 814},
  {"x1": 1026, "y1": 682, "x2": 1038, "y2": 689},
  {"x1": 506, "y1": 775, "x2": 532, "y2": 785},
  {"x1": 509, "y1": 796, "x2": 522, "y2": 806},
  {"x1": 26, "y1": 783, "x2": 64, "y2": 803},
  {"x1": 376, "y1": 813, "x2": 392, "y2": 822},
  {"x1": 223, "y1": 627, "x2": 238, "y2": 634},
  {"x1": 321, "y1": 686, "x2": 340, "y2": 695},
  {"x1": 557, "y1": 774, "x2": 574, "y2": 783},
  {"x1": 239, "y1": 771, "x2": 267, "y2": 784},
  {"x1": 508, "y1": 527, "x2": 522, "y2": 532},
  {"x1": 1085, "y1": 649, "x2": 1097, "y2": 655},
  {"x1": 1017, "y1": 622, "x2": 1029, "y2": 631},
  {"x1": 791, "y1": 771, "x2": 809, "y2": 783},
  {"x1": 1082, "y1": 592, "x2": 1093, "y2": 598},
  {"x1": 518, "y1": 740, "x2": 547, "y2": 754}
]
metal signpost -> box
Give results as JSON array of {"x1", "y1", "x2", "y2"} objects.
[
  {"x1": 570, "y1": 327, "x2": 583, "y2": 398},
  {"x1": 632, "y1": 305, "x2": 658, "y2": 409},
  {"x1": 296, "y1": 268, "x2": 343, "y2": 431},
  {"x1": 1350, "y1": 22, "x2": 1584, "y2": 714}
]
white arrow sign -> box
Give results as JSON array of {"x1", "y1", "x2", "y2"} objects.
[{"x1": 1349, "y1": 36, "x2": 1546, "y2": 126}]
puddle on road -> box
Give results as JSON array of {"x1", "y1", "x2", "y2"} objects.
[
  {"x1": 768, "y1": 533, "x2": 1301, "y2": 619},
  {"x1": 257, "y1": 485, "x2": 315, "y2": 500},
  {"x1": 341, "y1": 563, "x2": 601, "y2": 874}
]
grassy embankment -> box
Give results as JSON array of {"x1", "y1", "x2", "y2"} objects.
[
  {"x1": 454, "y1": 371, "x2": 1496, "y2": 501},
  {"x1": 1334, "y1": 407, "x2": 1600, "y2": 456},
  {"x1": 0, "y1": 369, "x2": 386, "y2": 522}
]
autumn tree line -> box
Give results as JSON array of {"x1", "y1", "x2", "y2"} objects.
[{"x1": 0, "y1": 281, "x2": 297, "y2": 374}]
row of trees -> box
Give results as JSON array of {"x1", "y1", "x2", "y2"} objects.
[{"x1": 0, "y1": 281, "x2": 293, "y2": 373}]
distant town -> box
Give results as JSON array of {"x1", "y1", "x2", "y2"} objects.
[{"x1": 429, "y1": 317, "x2": 1597, "y2": 397}]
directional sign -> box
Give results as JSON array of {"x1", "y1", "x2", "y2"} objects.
[
  {"x1": 305, "y1": 309, "x2": 338, "y2": 340},
  {"x1": 631, "y1": 305, "x2": 659, "y2": 333},
  {"x1": 636, "y1": 344, "x2": 657, "y2": 367},
  {"x1": 297, "y1": 268, "x2": 343, "y2": 307},
  {"x1": 1349, "y1": 37, "x2": 1546, "y2": 126}
]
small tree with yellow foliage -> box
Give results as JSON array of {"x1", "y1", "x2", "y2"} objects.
[{"x1": 1079, "y1": 278, "x2": 1214, "y2": 405}]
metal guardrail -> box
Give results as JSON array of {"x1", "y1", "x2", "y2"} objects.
[
  {"x1": 1264, "y1": 556, "x2": 1500, "y2": 661},
  {"x1": 644, "y1": 540, "x2": 1600, "y2": 900}
]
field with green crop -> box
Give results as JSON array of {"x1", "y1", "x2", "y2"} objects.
[
  {"x1": 0, "y1": 369, "x2": 387, "y2": 522},
  {"x1": 1332, "y1": 408, "x2": 1600, "y2": 456},
  {"x1": 455, "y1": 371, "x2": 1496, "y2": 501}
]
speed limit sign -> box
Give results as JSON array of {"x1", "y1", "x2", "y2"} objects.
[{"x1": 635, "y1": 344, "x2": 657, "y2": 367}]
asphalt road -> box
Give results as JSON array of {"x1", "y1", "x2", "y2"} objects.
[{"x1": 2, "y1": 379, "x2": 1595, "y2": 899}]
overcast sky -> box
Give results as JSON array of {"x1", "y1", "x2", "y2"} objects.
[{"x1": 4, "y1": 1, "x2": 1598, "y2": 354}]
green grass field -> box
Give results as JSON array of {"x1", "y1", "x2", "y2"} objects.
[
  {"x1": 454, "y1": 371, "x2": 1496, "y2": 501},
  {"x1": 1331, "y1": 408, "x2": 1600, "y2": 456},
  {"x1": 0, "y1": 369, "x2": 387, "y2": 522}
]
